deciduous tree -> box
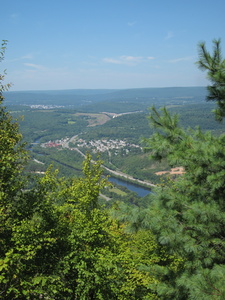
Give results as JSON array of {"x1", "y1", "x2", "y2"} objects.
[{"x1": 0, "y1": 45, "x2": 161, "y2": 297}]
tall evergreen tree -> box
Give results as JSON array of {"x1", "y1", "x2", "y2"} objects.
[
  {"x1": 141, "y1": 40, "x2": 225, "y2": 298},
  {"x1": 196, "y1": 39, "x2": 225, "y2": 121},
  {"x1": 143, "y1": 107, "x2": 225, "y2": 299}
]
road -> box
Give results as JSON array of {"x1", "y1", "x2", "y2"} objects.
[{"x1": 62, "y1": 135, "x2": 156, "y2": 188}]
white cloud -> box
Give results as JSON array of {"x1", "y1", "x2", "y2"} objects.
[
  {"x1": 168, "y1": 56, "x2": 194, "y2": 63},
  {"x1": 21, "y1": 54, "x2": 33, "y2": 60},
  {"x1": 122, "y1": 55, "x2": 143, "y2": 62},
  {"x1": 6, "y1": 54, "x2": 34, "y2": 63},
  {"x1": 103, "y1": 55, "x2": 155, "y2": 66},
  {"x1": 24, "y1": 63, "x2": 47, "y2": 70},
  {"x1": 103, "y1": 58, "x2": 122, "y2": 64}
]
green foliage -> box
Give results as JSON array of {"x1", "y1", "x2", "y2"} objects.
[
  {"x1": 0, "y1": 41, "x2": 28, "y2": 264},
  {"x1": 0, "y1": 40, "x2": 11, "y2": 95},
  {"x1": 12, "y1": 108, "x2": 88, "y2": 144},
  {"x1": 7, "y1": 96, "x2": 225, "y2": 181},
  {"x1": 1, "y1": 152, "x2": 162, "y2": 299},
  {"x1": 0, "y1": 41, "x2": 27, "y2": 198},
  {"x1": 197, "y1": 39, "x2": 225, "y2": 121},
  {"x1": 3, "y1": 38, "x2": 225, "y2": 299},
  {"x1": 143, "y1": 106, "x2": 225, "y2": 299},
  {"x1": 0, "y1": 43, "x2": 165, "y2": 299},
  {"x1": 4, "y1": 86, "x2": 207, "y2": 113},
  {"x1": 27, "y1": 146, "x2": 84, "y2": 178}
]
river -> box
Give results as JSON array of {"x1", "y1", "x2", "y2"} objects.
[
  {"x1": 108, "y1": 176, "x2": 152, "y2": 197},
  {"x1": 30, "y1": 138, "x2": 152, "y2": 197}
]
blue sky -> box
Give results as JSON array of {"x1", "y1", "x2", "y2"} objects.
[{"x1": 1, "y1": 0, "x2": 225, "y2": 91}]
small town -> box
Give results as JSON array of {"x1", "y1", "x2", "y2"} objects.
[
  {"x1": 75, "y1": 138, "x2": 141, "y2": 153},
  {"x1": 27, "y1": 104, "x2": 65, "y2": 109},
  {"x1": 41, "y1": 137, "x2": 141, "y2": 154}
]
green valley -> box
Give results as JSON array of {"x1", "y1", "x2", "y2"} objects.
[
  {"x1": 2, "y1": 38, "x2": 225, "y2": 299},
  {"x1": 5, "y1": 87, "x2": 224, "y2": 200}
]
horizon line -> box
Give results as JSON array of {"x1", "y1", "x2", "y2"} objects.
[{"x1": 5, "y1": 85, "x2": 206, "y2": 93}]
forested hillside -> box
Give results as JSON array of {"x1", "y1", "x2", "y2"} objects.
[
  {"x1": 1, "y1": 39, "x2": 225, "y2": 299},
  {"x1": 5, "y1": 86, "x2": 224, "y2": 183},
  {"x1": 4, "y1": 86, "x2": 207, "y2": 112},
  {"x1": 6, "y1": 91, "x2": 224, "y2": 195}
]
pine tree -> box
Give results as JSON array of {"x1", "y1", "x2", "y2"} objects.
[
  {"x1": 140, "y1": 39, "x2": 225, "y2": 299},
  {"x1": 196, "y1": 39, "x2": 225, "y2": 121},
  {"x1": 144, "y1": 107, "x2": 225, "y2": 299}
]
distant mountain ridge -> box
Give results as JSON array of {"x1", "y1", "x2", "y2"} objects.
[{"x1": 4, "y1": 86, "x2": 207, "y2": 113}]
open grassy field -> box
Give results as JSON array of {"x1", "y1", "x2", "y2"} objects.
[{"x1": 74, "y1": 113, "x2": 111, "y2": 126}]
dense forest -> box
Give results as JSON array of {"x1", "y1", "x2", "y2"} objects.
[{"x1": 1, "y1": 39, "x2": 225, "y2": 299}]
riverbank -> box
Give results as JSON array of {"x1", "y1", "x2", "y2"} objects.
[
  {"x1": 31, "y1": 136, "x2": 157, "y2": 192},
  {"x1": 103, "y1": 165, "x2": 156, "y2": 188}
]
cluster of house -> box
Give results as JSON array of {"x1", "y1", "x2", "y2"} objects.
[
  {"x1": 27, "y1": 105, "x2": 64, "y2": 109},
  {"x1": 40, "y1": 136, "x2": 141, "y2": 155},
  {"x1": 75, "y1": 138, "x2": 141, "y2": 153},
  {"x1": 41, "y1": 138, "x2": 69, "y2": 148}
]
